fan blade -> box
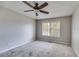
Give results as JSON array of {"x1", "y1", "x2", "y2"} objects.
[
  {"x1": 39, "y1": 10, "x2": 49, "y2": 14},
  {"x1": 36, "y1": 13, "x2": 38, "y2": 16},
  {"x1": 23, "y1": 1, "x2": 34, "y2": 9},
  {"x1": 39, "y1": 2, "x2": 48, "y2": 9},
  {"x1": 24, "y1": 10, "x2": 34, "y2": 12}
]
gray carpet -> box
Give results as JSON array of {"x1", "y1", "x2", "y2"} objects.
[{"x1": 0, "y1": 41, "x2": 77, "y2": 57}]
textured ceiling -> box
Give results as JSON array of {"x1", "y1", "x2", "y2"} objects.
[{"x1": 0, "y1": 1, "x2": 79, "y2": 19}]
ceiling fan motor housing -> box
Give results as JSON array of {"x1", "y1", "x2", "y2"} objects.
[{"x1": 34, "y1": 3, "x2": 39, "y2": 10}]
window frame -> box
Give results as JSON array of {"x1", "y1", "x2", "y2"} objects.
[{"x1": 42, "y1": 20, "x2": 61, "y2": 38}]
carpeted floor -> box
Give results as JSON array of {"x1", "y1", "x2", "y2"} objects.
[{"x1": 0, "y1": 41, "x2": 77, "y2": 57}]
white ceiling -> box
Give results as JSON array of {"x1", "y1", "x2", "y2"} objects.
[{"x1": 0, "y1": 1, "x2": 79, "y2": 19}]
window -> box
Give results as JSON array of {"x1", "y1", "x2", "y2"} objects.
[
  {"x1": 42, "y1": 23, "x2": 50, "y2": 36},
  {"x1": 42, "y1": 21, "x2": 60, "y2": 37}
]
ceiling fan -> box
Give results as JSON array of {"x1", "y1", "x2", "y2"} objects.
[{"x1": 23, "y1": 1, "x2": 49, "y2": 16}]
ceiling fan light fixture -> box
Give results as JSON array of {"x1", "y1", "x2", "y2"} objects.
[{"x1": 34, "y1": 9, "x2": 39, "y2": 13}]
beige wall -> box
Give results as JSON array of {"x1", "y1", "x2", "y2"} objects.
[
  {"x1": 72, "y1": 6, "x2": 79, "y2": 56},
  {"x1": 0, "y1": 6, "x2": 35, "y2": 53},
  {"x1": 36, "y1": 16, "x2": 72, "y2": 45}
]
